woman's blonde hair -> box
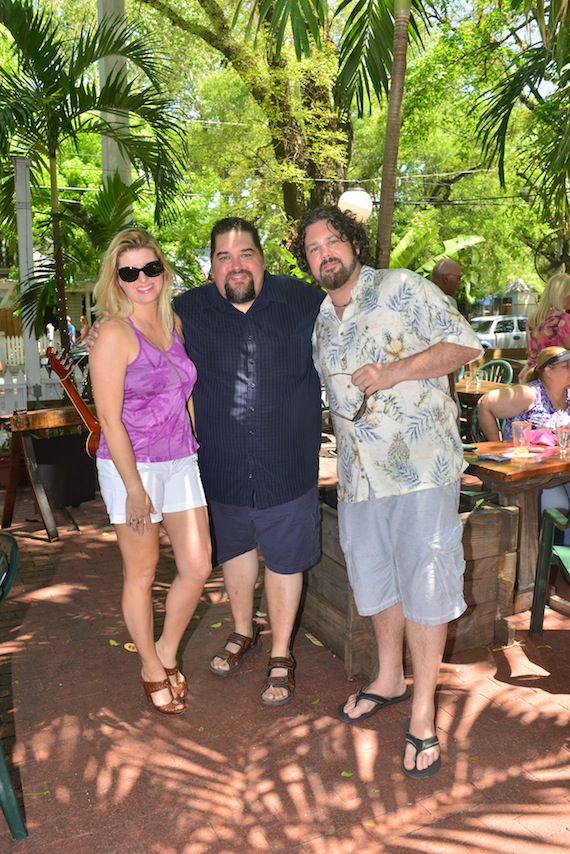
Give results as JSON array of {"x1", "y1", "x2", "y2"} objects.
[
  {"x1": 93, "y1": 228, "x2": 174, "y2": 335},
  {"x1": 529, "y1": 272, "x2": 570, "y2": 327}
]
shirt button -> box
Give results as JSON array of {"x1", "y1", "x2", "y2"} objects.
[{"x1": 250, "y1": 383, "x2": 255, "y2": 388}]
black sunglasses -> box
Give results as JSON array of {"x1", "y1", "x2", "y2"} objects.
[{"x1": 117, "y1": 260, "x2": 164, "y2": 283}]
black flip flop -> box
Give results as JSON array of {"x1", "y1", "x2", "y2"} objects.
[
  {"x1": 337, "y1": 686, "x2": 411, "y2": 724},
  {"x1": 403, "y1": 722, "x2": 442, "y2": 779}
]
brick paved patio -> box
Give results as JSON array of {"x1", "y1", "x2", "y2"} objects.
[{"x1": 0, "y1": 487, "x2": 569, "y2": 852}]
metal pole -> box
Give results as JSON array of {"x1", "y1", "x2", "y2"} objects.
[{"x1": 13, "y1": 156, "x2": 41, "y2": 396}]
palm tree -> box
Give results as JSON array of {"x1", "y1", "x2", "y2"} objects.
[
  {"x1": 0, "y1": 0, "x2": 186, "y2": 348},
  {"x1": 374, "y1": 0, "x2": 412, "y2": 267},
  {"x1": 477, "y1": 2, "x2": 570, "y2": 243},
  {"x1": 17, "y1": 173, "x2": 148, "y2": 339}
]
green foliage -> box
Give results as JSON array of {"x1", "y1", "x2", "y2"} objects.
[
  {"x1": 0, "y1": 0, "x2": 567, "y2": 316},
  {"x1": 0, "y1": 0, "x2": 189, "y2": 339},
  {"x1": 476, "y1": 0, "x2": 570, "y2": 228}
]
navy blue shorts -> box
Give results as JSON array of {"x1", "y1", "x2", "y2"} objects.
[{"x1": 208, "y1": 486, "x2": 321, "y2": 574}]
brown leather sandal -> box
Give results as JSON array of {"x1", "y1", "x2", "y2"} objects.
[
  {"x1": 164, "y1": 666, "x2": 188, "y2": 700},
  {"x1": 141, "y1": 676, "x2": 186, "y2": 715},
  {"x1": 209, "y1": 621, "x2": 262, "y2": 677},
  {"x1": 261, "y1": 655, "x2": 296, "y2": 706}
]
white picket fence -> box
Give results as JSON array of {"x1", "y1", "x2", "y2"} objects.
[
  {"x1": 0, "y1": 333, "x2": 54, "y2": 369},
  {"x1": 0, "y1": 363, "x2": 89, "y2": 416}
]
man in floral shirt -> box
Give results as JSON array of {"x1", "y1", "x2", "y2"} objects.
[{"x1": 292, "y1": 207, "x2": 482, "y2": 778}]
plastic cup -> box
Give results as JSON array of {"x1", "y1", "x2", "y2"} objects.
[
  {"x1": 512, "y1": 420, "x2": 532, "y2": 449},
  {"x1": 556, "y1": 425, "x2": 570, "y2": 458}
]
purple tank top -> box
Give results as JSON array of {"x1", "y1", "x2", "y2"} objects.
[
  {"x1": 97, "y1": 321, "x2": 199, "y2": 462},
  {"x1": 503, "y1": 379, "x2": 570, "y2": 439}
]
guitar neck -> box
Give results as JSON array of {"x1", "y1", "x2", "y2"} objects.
[{"x1": 59, "y1": 375, "x2": 99, "y2": 434}]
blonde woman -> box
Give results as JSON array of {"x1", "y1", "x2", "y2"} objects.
[
  {"x1": 519, "y1": 273, "x2": 570, "y2": 381},
  {"x1": 90, "y1": 228, "x2": 211, "y2": 715}
]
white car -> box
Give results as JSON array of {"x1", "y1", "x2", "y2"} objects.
[{"x1": 470, "y1": 315, "x2": 527, "y2": 349}]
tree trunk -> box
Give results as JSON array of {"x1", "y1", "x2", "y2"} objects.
[
  {"x1": 375, "y1": 0, "x2": 412, "y2": 269},
  {"x1": 139, "y1": 0, "x2": 351, "y2": 221},
  {"x1": 49, "y1": 155, "x2": 70, "y2": 351}
]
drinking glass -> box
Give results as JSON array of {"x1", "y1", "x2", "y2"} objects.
[
  {"x1": 512, "y1": 420, "x2": 532, "y2": 450},
  {"x1": 556, "y1": 425, "x2": 570, "y2": 459}
]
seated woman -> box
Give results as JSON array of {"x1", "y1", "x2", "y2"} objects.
[
  {"x1": 478, "y1": 346, "x2": 570, "y2": 538},
  {"x1": 478, "y1": 345, "x2": 570, "y2": 441}
]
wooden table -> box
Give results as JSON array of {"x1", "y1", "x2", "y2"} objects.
[
  {"x1": 1, "y1": 407, "x2": 96, "y2": 541},
  {"x1": 464, "y1": 440, "x2": 570, "y2": 612},
  {"x1": 456, "y1": 377, "x2": 507, "y2": 404}
]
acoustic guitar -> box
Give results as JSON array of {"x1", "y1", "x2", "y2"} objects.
[{"x1": 46, "y1": 347, "x2": 101, "y2": 459}]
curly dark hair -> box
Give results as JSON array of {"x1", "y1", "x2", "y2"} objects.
[{"x1": 290, "y1": 207, "x2": 370, "y2": 275}]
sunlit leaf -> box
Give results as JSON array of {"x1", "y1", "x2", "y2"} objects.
[
  {"x1": 109, "y1": 639, "x2": 119, "y2": 646},
  {"x1": 211, "y1": 622, "x2": 222, "y2": 628},
  {"x1": 305, "y1": 632, "x2": 323, "y2": 646},
  {"x1": 341, "y1": 770, "x2": 353, "y2": 777}
]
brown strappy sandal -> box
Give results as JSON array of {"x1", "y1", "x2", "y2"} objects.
[
  {"x1": 260, "y1": 655, "x2": 296, "y2": 706},
  {"x1": 141, "y1": 676, "x2": 185, "y2": 715},
  {"x1": 209, "y1": 621, "x2": 262, "y2": 677},
  {"x1": 164, "y1": 666, "x2": 188, "y2": 699}
]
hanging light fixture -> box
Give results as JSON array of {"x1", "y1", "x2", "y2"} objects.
[{"x1": 338, "y1": 187, "x2": 373, "y2": 222}]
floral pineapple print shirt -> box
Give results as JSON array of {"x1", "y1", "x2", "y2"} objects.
[{"x1": 313, "y1": 266, "x2": 482, "y2": 503}]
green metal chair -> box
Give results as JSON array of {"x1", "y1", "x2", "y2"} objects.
[
  {"x1": 0, "y1": 532, "x2": 28, "y2": 841},
  {"x1": 530, "y1": 509, "x2": 570, "y2": 636},
  {"x1": 477, "y1": 359, "x2": 514, "y2": 384},
  {"x1": 469, "y1": 408, "x2": 506, "y2": 443}
]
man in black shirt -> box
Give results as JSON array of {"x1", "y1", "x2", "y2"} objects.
[{"x1": 173, "y1": 218, "x2": 324, "y2": 705}]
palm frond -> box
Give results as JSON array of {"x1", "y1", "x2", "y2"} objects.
[
  {"x1": 233, "y1": 0, "x2": 327, "y2": 60},
  {"x1": 334, "y1": 0, "x2": 425, "y2": 115},
  {"x1": 477, "y1": 44, "x2": 549, "y2": 185}
]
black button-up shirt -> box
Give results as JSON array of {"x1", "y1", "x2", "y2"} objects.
[{"x1": 173, "y1": 272, "x2": 325, "y2": 508}]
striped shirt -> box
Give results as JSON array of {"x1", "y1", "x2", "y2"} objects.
[{"x1": 174, "y1": 273, "x2": 324, "y2": 508}]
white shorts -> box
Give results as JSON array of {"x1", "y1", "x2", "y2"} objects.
[{"x1": 97, "y1": 454, "x2": 207, "y2": 524}]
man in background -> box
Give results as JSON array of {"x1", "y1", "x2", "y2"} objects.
[{"x1": 431, "y1": 258, "x2": 462, "y2": 309}]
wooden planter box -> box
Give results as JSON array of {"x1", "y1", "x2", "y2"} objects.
[{"x1": 301, "y1": 501, "x2": 519, "y2": 680}]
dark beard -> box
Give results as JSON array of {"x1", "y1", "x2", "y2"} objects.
[
  {"x1": 319, "y1": 256, "x2": 358, "y2": 291},
  {"x1": 224, "y1": 271, "x2": 256, "y2": 304}
]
